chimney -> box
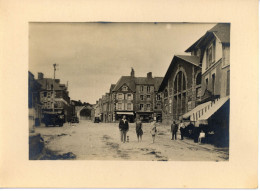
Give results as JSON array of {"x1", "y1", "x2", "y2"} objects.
[
  {"x1": 55, "y1": 79, "x2": 60, "y2": 83},
  {"x1": 147, "y1": 72, "x2": 152, "y2": 79},
  {"x1": 38, "y1": 72, "x2": 44, "y2": 80},
  {"x1": 131, "y1": 67, "x2": 135, "y2": 77}
]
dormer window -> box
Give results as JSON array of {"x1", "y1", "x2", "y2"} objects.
[
  {"x1": 206, "y1": 40, "x2": 216, "y2": 68},
  {"x1": 122, "y1": 86, "x2": 128, "y2": 91}
]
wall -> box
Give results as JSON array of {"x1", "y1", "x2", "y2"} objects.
[
  {"x1": 201, "y1": 43, "x2": 230, "y2": 99},
  {"x1": 135, "y1": 84, "x2": 154, "y2": 113},
  {"x1": 202, "y1": 37, "x2": 223, "y2": 74},
  {"x1": 161, "y1": 59, "x2": 201, "y2": 124}
]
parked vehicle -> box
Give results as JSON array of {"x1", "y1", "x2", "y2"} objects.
[
  {"x1": 94, "y1": 117, "x2": 101, "y2": 123},
  {"x1": 71, "y1": 116, "x2": 79, "y2": 123},
  {"x1": 43, "y1": 111, "x2": 65, "y2": 127}
]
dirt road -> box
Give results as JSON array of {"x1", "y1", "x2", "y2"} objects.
[{"x1": 35, "y1": 120, "x2": 229, "y2": 161}]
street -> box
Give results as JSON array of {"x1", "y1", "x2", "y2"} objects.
[{"x1": 35, "y1": 120, "x2": 229, "y2": 161}]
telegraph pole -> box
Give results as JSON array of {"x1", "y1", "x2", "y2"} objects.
[{"x1": 52, "y1": 63, "x2": 57, "y2": 112}]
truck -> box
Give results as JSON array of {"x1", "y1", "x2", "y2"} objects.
[{"x1": 43, "y1": 111, "x2": 65, "y2": 127}]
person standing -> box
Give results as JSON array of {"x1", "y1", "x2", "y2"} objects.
[
  {"x1": 119, "y1": 115, "x2": 129, "y2": 143},
  {"x1": 171, "y1": 120, "x2": 178, "y2": 140},
  {"x1": 150, "y1": 120, "x2": 157, "y2": 143},
  {"x1": 179, "y1": 120, "x2": 185, "y2": 140},
  {"x1": 135, "y1": 117, "x2": 143, "y2": 142}
]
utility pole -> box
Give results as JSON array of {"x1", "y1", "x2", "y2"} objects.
[{"x1": 52, "y1": 63, "x2": 57, "y2": 112}]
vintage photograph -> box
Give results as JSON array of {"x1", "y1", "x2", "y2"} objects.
[{"x1": 29, "y1": 22, "x2": 230, "y2": 161}]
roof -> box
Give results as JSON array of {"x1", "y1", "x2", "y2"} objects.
[
  {"x1": 208, "y1": 23, "x2": 230, "y2": 43},
  {"x1": 109, "y1": 84, "x2": 116, "y2": 93},
  {"x1": 112, "y1": 76, "x2": 136, "y2": 92},
  {"x1": 37, "y1": 78, "x2": 67, "y2": 91},
  {"x1": 112, "y1": 75, "x2": 164, "y2": 92},
  {"x1": 158, "y1": 55, "x2": 200, "y2": 92},
  {"x1": 154, "y1": 77, "x2": 164, "y2": 91},
  {"x1": 175, "y1": 55, "x2": 200, "y2": 67},
  {"x1": 185, "y1": 23, "x2": 230, "y2": 52},
  {"x1": 135, "y1": 77, "x2": 154, "y2": 85},
  {"x1": 198, "y1": 96, "x2": 230, "y2": 121}
]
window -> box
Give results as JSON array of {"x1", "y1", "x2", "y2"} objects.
[
  {"x1": 206, "y1": 78, "x2": 209, "y2": 90},
  {"x1": 147, "y1": 104, "x2": 151, "y2": 111},
  {"x1": 207, "y1": 41, "x2": 215, "y2": 68},
  {"x1": 147, "y1": 86, "x2": 150, "y2": 93},
  {"x1": 127, "y1": 94, "x2": 132, "y2": 100},
  {"x1": 127, "y1": 103, "x2": 131, "y2": 110},
  {"x1": 44, "y1": 92, "x2": 47, "y2": 97},
  {"x1": 196, "y1": 72, "x2": 202, "y2": 85},
  {"x1": 164, "y1": 89, "x2": 168, "y2": 98},
  {"x1": 140, "y1": 104, "x2": 144, "y2": 110},
  {"x1": 226, "y1": 70, "x2": 230, "y2": 96},
  {"x1": 147, "y1": 94, "x2": 151, "y2": 99},
  {"x1": 156, "y1": 94, "x2": 161, "y2": 100},
  {"x1": 140, "y1": 95, "x2": 144, "y2": 100},
  {"x1": 118, "y1": 93, "x2": 123, "y2": 100},
  {"x1": 47, "y1": 102, "x2": 52, "y2": 109},
  {"x1": 47, "y1": 92, "x2": 51, "y2": 98},
  {"x1": 156, "y1": 103, "x2": 161, "y2": 109},
  {"x1": 118, "y1": 103, "x2": 122, "y2": 110},
  {"x1": 122, "y1": 86, "x2": 128, "y2": 91},
  {"x1": 140, "y1": 86, "x2": 144, "y2": 92},
  {"x1": 212, "y1": 73, "x2": 216, "y2": 94}
]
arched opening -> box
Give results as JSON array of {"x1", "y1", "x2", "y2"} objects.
[
  {"x1": 173, "y1": 70, "x2": 187, "y2": 119},
  {"x1": 80, "y1": 108, "x2": 91, "y2": 120},
  {"x1": 196, "y1": 72, "x2": 202, "y2": 85}
]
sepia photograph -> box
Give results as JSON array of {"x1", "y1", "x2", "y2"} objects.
[
  {"x1": 29, "y1": 22, "x2": 230, "y2": 161},
  {"x1": 1, "y1": 0, "x2": 258, "y2": 188}
]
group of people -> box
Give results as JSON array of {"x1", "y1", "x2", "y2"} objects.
[
  {"x1": 118, "y1": 115, "x2": 157, "y2": 143},
  {"x1": 171, "y1": 120, "x2": 205, "y2": 143},
  {"x1": 119, "y1": 115, "x2": 204, "y2": 144},
  {"x1": 170, "y1": 120, "x2": 185, "y2": 140}
]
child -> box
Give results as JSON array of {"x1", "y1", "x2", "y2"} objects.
[{"x1": 150, "y1": 120, "x2": 157, "y2": 143}]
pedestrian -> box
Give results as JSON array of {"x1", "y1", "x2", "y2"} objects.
[
  {"x1": 193, "y1": 125, "x2": 201, "y2": 143},
  {"x1": 171, "y1": 120, "x2": 178, "y2": 140},
  {"x1": 150, "y1": 119, "x2": 157, "y2": 143},
  {"x1": 179, "y1": 120, "x2": 185, "y2": 140},
  {"x1": 135, "y1": 117, "x2": 143, "y2": 142},
  {"x1": 119, "y1": 115, "x2": 129, "y2": 143}
]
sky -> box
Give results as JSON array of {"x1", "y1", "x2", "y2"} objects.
[{"x1": 29, "y1": 22, "x2": 215, "y2": 104}]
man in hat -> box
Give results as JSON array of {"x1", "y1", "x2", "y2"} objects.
[{"x1": 119, "y1": 115, "x2": 129, "y2": 143}]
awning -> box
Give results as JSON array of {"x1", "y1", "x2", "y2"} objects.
[
  {"x1": 182, "y1": 101, "x2": 212, "y2": 121},
  {"x1": 198, "y1": 96, "x2": 230, "y2": 121},
  {"x1": 116, "y1": 112, "x2": 134, "y2": 115}
]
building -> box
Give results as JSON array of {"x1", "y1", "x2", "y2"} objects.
[
  {"x1": 108, "y1": 84, "x2": 116, "y2": 122},
  {"x1": 28, "y1": 71, "x2": 42, "y2": 131},
  {"x1": 185, "y1": 23, "x2": 230, "y2": 103},
  {"x1": 37, "y1": 72, "x2": 73, "y2": 122},
  {"x1": 135, "y1": 72, "x2": 163, "y2": 122},
  {"x1": 102, "y1": 93, "x2": 110, "y2": 123},
  {"x1": 153, "y1": 77, "x2": 164, "y2": 122},
  {"x1": 112, "y1": 69, "x2": 136, "y2": 122},
  {"x1": 183, "y1": 23, "x2": 230, "y2": 146},
  {"x1": 158, "y1": 55, "x2": 202, "y2": 124}
]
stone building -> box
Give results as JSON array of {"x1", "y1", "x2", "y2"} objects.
[
  {"x1": 158, "y1": 55, "x2": 202, "y2": 124},
  {"x1": 153, "y1": 77, "x2": 164, "y2": 122},
  {"x1": 37, "y1": 72, "x2": 73, "y2": 122},
  {"x1": 108, "y1": 84, "x2": 116, "y2": 122},
  {"x1": 112, "y1": 69, "x2": 136, "y2": 122},
  {"x1": 135, "y1": 73, "x2": 163, "y2": 122}
]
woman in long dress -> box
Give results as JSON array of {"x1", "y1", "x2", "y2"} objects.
[{"x1": 136, "y1": 118, "x2": 143, "y2": 142}]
